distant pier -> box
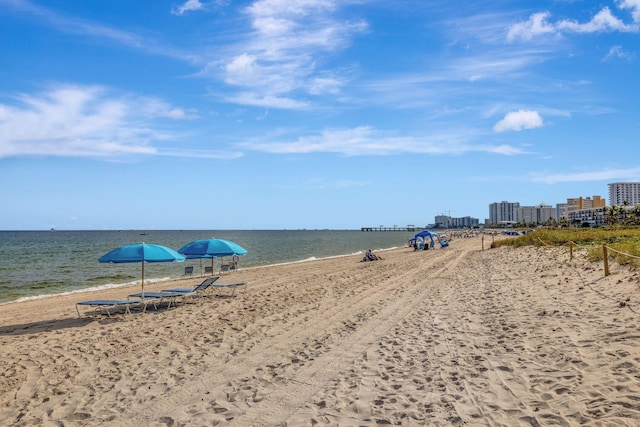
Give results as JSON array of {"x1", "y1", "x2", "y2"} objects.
[{"x1": 361, "y1": 226, "x2": 425, "y2": 232}]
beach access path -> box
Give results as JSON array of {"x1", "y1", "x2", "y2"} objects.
[{"x1": 1, "y1": 235, "x2": 639, "y2": 426}]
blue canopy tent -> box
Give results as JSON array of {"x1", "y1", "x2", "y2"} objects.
[{"x1": 410, "y1": 230, "x2": 439, "y2": 249}]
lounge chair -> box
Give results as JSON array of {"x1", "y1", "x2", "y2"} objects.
[
  {"x1": 76, "y1": 299, "x2": 149, "y2": 318},
  {"x1": 161, "y1": 276, "x2": 219, "y2": 296},
  {"x1": 184, "y1": 266, "x2": 194, "y2": 277},
  {"x1": 212, "y1": 281, "x2": 248, "y2": 297},
  {"x1": 204, "y1": 266, "x2": 213, "y2": 276},
  {"x1": 127, "y1": 291, "x2": 189, "y2": 310}
]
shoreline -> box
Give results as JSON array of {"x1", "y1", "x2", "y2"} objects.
[
  {"x1": 3, "y1": 236, "x2": 640, "y2": 425},
  {"x1": 2, "y1": 228, "x2": 414, "y2": 305},
  {"x1": 0, "y1": 246, "x2": 403, "y2": 306}
]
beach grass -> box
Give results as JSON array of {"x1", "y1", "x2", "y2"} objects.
[{"x1": 491, "y1": 226, "x2": 640, "y2": 268}]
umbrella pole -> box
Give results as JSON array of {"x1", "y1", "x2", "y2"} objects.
[
  {"x1": 211, "y1": 258, "x2": 214, "y2": 276},
  {"x1": 141, "y1": 262, "x2": 145, "y2": 298}
]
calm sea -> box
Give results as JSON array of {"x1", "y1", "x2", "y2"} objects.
[{"x1": 0, "y1": 230, "x2": 416, "y2": 304}]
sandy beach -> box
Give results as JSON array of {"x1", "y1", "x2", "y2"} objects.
[{"x1": 1, "y1": 235, "x2": 640, "y2": 426}]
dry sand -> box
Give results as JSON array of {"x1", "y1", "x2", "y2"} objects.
[{"x1": 1, "y1": 235, "x2": 640, "y2": 426}]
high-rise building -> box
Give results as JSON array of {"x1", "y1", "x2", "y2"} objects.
[
  {"x1": 489, "y1": 201, "x2": 520, "y2": 225},
  {"x1": 608, "y1": 182, "x2": 640, "y2": 206},
  {"x1": 518, "y1": 203, "x2": 557, "y2": 224}
]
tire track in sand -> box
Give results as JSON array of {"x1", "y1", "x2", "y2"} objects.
[
  {"x1": 127, "y1": 246, "x2": 467, "y2": 425},
  {"x1": 231, "y1": 246, "x2": 470, "y2": 426}
]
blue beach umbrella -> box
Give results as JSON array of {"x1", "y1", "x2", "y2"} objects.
[
  {"x1": 99, "y1": 243, "x2": 185, "y2": 298},
  {"x1": 177, "y1": 238, "x2": 248, "y2": 274}
]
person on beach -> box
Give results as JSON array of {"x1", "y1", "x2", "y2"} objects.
[
  {"x1": 232, "y1": 254, "x2": 239, "y2": 270},
  {"x1": 362, "y1": 249, "x2": 382, "y2": 262}
]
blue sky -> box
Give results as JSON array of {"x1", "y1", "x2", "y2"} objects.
[{"x1": 1, "y1": 0, "x2": 639, "y2": 230}]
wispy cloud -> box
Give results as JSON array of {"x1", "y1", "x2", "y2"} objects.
[
  {"x1": 603, "y1": 45, "x2": 636, "y2": 61},
  {"x1": 225, "y1": 92, "x2": 310, "y2": 109},
  {"x1": 530, "y1": 167, "x2": 640, "y2": 184},
  {"x1": 3, "y1": 0, "x2": 144, "y2": 47},
  {"x1": 237, "y1": 126, "x2": 528, "y2": 156},
  {"x1": 171, "y1": 0, "x2": 205, "y2": 16},
  {"x1": 2, "y1": 0, "x2": 198, "y2": 62},
  {"x1": 215, "y1": 0, "x2": 368, "y2": 109},
  {"x1": 353, "y1": 46, "x2": 549, "y2": 111},
  {"x1": 493, "y1": 110, "x2": 543, "y2": 132},
  {"x1": 170, "y1": 0, "x2": 231, "y2": 15},
  {"x1": 0, "y1": 85, "x2": 234, "y2": 159}
]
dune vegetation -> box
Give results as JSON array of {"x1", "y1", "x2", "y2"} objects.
[{"x1": 491, "y1": 227, "x2": 640, "y2": 268}]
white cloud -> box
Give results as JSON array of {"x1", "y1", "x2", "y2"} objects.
[
  {"x1": 307, "y1": 76, "x2": 344, "y2": 95},
  {"x1": 156, "y1": 107, "x2": 200, "y2": 119},
  {"x1": 507, "y1": 5, "x2": 639, "y2": 42},
  {"x1": 172, "y1": 0, "x2": 205, "y2": 16},
  {"x1": 225, "y1": 92, "x2": 310, "y2": 109},
  {"x1": 556, "y1": 7, "x2": 634, "y2": 33},
  {"x1": 224, "y1": 53, "x2": 260, "y2": 86},
  {"x1": 246, "y1": 0, "x2": 337, "y2": 17},
  {"x1": 603, "y1": 45, "x2": 636, "y2": 61},
  {"x1": 216, "y1": 0, "x2": 367, "y2": 108},
  {"x1": 251, "y1": 16, "x2": 296, "y2": 35},
  {"x1": 493, "y1": 110, "x2": 543, "y2": 133},
  {"x1": 238, "y1": 126, "x2": 528, "y2": 156},
  {"x1": 507, "y1": 12, "x2": 556, "y2": 41},
  {"x1": 619, "y1": 0, "x2": 640, "y2": 23},
  {"x1": 0, "y1": 85, "x2": 228, "y2": 159},
  {"x1": 489, "y1": 144, "x2": 529, "y2": 155}
]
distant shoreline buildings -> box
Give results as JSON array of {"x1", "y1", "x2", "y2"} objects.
[
  {"x1": 487, "y1": 182, "x2": 640, "y2": 228},
  {"x1": 363, "y1": 182, "x2": 640, "y2": 231}
]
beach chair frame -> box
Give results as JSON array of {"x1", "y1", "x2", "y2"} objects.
[
  {"x1": 212, "y1": 282, "x2": 248, "y2": 297},
  {"x1": 76, "y1": 299, "x2": 149, "y2": 318}
]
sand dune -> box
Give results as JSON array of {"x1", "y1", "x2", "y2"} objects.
[{"x1": 1, "y1": 235, "x2": 640, "y2": 426}]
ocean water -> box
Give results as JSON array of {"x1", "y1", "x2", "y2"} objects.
[{"x1": 0, "y1": 230, "x2": 416, "y2": 304}]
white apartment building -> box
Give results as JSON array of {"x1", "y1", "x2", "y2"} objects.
[
  {"x1": 518, "y1": 203, "x2": 557, "y2": 224},
  {"x1": 489, "y1": 201, "x2": 520, "y2": 225},
  {"x1": 434, "y1": 215, "x2": 480, "y2": 228},
  {"x1": 609, "y1": 182, "x2": 640, "y2": 206}
]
